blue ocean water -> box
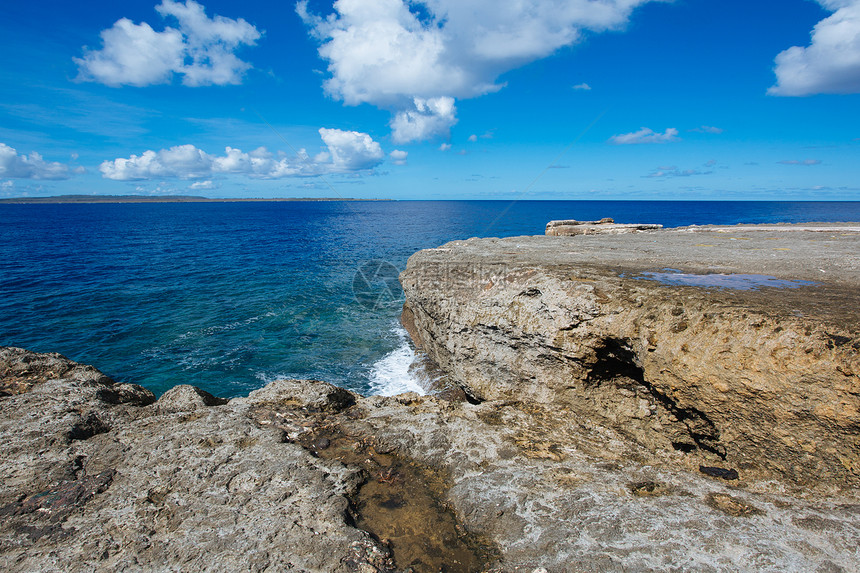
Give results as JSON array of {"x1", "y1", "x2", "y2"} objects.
[{"x1": 1, "y1": 200, "x2": 859, "y2": 398}]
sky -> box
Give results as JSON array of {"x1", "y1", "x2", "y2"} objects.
[{"x1": 1, "y1": 0, "x2": 859, "y2": 200}]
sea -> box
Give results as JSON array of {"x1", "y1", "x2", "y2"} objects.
[{"x1": 2, "y1": 200, "x2": 859, "y2": 398}]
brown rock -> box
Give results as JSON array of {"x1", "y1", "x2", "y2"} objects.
[{"x1": 399, "y1": 226, "x2": 860, "y2": 490}]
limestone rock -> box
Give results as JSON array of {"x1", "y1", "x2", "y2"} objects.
[
  {"x1": 0, "y1": 346, "x2": 115, "y2": 396},
  {"x1": 157, "y1": 384, "x2": 229, "y2": 411},
  {"x1": 400, "y1": 227, "x2": 860, "y2": 490},
  {"x1": 2, "y1": 346, "x2": 859, "y2": 572},
  {"x1": 545, "y1": 218, "x2": 662, "y2": 236},
  {"x1": 241, "y1": 378, "x2": 357, "y2": 412},
  {"x1": 0, "y1": 349, "x2": 391, "y2": 573}
]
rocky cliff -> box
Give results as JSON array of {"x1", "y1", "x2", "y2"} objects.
[
  {"x1": 2, "y1": 224, "x2": 860, "y2": 572},
  {"x1": 400, "y1": 225, "x2": 860, "y2": 491}
]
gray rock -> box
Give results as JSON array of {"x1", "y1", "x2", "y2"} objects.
[
  {"x1": 241, "y1": 378, "x2": 357, "y2": 412},
  {"x1": 157, "y1": 384, "x2": 229, "y2": 411},
  {"x1": 0, "y1": 346, "x2": 115, "y2": 396},
  {"x1": 0, "y1": 349, "x2": 387, "y2": 573},
  {"x1": 2, "y1": 347, "x2": 859, "y2": 572}
]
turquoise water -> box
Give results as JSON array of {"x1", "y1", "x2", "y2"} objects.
[{"x1": 1, "y1": 200, "x2": 858, "y2": 397}]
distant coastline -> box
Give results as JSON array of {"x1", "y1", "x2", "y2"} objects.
[{"x1": 0, "y1": 195, "x2": 392, "y2": 204}]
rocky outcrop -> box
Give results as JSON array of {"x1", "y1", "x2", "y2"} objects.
[
  {"x1": 0, "y1": 348, "x2": 397, "y2": 573},
  {"x1": 0, "y1": 346, "x2": 118, "y2": 397},
  {"x1": 545, "y1": 218, "x2": 662, "y2": 235},
  {"x1": 400, "y1": 226, "x2": 860, "y2": 491},
  {"x1": 2, "y1": 346, "x2": 860, "y2": 572}
]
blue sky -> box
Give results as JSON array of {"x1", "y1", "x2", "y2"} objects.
[{"x1": 1, "y1": 0, "x2": 858, "y2": 199}]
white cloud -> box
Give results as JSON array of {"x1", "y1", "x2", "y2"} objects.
[
  {"x1": 299, "y1": 0, "x2": 659, "y2": 142},
  {"x1": 389, "y1": 149, "x2": 408, "y2": 165},
  {"x1": 572, "y1": 82, "x2": 592, "y2": 90},
  {"x1": 439, "y1": 143, "x2": 452, "y2": 151},
  {"x1": 692, "y1": 125, "x2": 724, "y2": 134},
  {"x1": 645, "y1": 166, "x2": 711, "y2": 178},
  {"x1": 468, "y1": 134, "x2": 478, "y2": 142},
  {"x1": 770, "y1": 0, "x2": 860, "y2": 95},
  {"x1": 0, "y1": 143, "x2": 75, "y2": 180},
  {"x1": 319, "y1": 128, "x2": 385, "y2": 170},
  {"x1": 390, "y1": 96, "x2": 457, "y2": 143},
  {"x1": 189, "y1": 180, "x2": 216, "y2": 190},
  {"x1": 75, "y1": 0, "x2": 261, "y2": 87},
  {"x1": 99, "y1": 128, "x2": 385, "y2": 180},
  {"x1": 609, "y1": 127, "x2": 679, "y2": 145}
]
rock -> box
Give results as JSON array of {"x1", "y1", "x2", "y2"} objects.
[
  {"x1": 545, "y1": 218, "x2": 662, "y2": 236},
  {"x1": 400, "y1": 226, "x2": 860, "y2": 490},
  {"x1": 0, "y1": 346, "x2": 115, "y2": 396},
  {"x1": 0, "y1": 348, "x2": 389, "y2": 573},
  {"x1": 102, "y1": 383, "x2": 157, "y2": 407},
  {"x1": 705, "y1": 492, "x2": 764, "y2": 517},
  {"x1": 328, "y1": 391, "x2": 859, "y2": 572},
  {"x1": 241, "y1": 378, "x2": 357, "y2": 412},
  {"x1": 157, "y1": 384, "x2": 228, "y2": 411},
  {"x1": 2, "y1": 347, "x2": 860, "y2": 571},
  {"x1": 629, "y1": 481, "x2": 671, "y2": 497},
  {"x1": 700, "y1": 465, "x2": 739, "y2": 480}
]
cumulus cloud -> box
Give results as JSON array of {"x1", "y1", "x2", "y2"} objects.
[
  {"x1": 468, "y1": 134, "x2": 478, "y2": 143},
  {"x1": 189, "y1": 180, "x2": 216, "y2": 190},
  {"x1": 572, "y1": 82, "x2": 592, "y2": 90},
  {"x1": 439, "y1": 143, "x2": 452, "y2": 151},
  {"x1": 100, "y1": 129, "x2": 385, "y2": 180},
  {"x1": 389, "y1": 96, "x2": 458, "y2": 143},
  {"x1": 389, "y1": 150, "x2": 408, "y2": 165},
  {"x1": 778, "y1": 159, "x2": 822, "y2": 165},
  {"x1": 0, "y1": 143, "x2": 75, "y2": 180},
  {"x1": 609, "y1": 127, "x2": 679, "y2": 145},
  {"x1": 770, "y1": 0, "x2": 860, "y2": 95},
  {"x1": 320, "y1": 128, "x2": 385, "y2": 170},
  {"x1": 75, "y1": 0, "x2": 261, "y2": 87},
  {"x1": 299, "y1": 0, "x2": 658, "y2": 142}
]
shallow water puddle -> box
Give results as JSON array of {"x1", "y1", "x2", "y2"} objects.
[
  {"x1": 632, "y1": 270, "x2": 815, "y2": 290},
  {"x1": 296, "y1": 426, "x2": 493, "y2": 572}
]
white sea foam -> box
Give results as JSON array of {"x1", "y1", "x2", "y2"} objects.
[{"x1": 368, "y1": 327, "x2": 427, "y2": 397}]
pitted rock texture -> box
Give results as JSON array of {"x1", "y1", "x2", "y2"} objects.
[
  {"x1": 2, "y1": 347, "x2": 860, "y2": 572},
  {"x1": 0, "y1": 346, "x2": 116, "y2": 397},
  {"x1": 400, "y1": 227, "x2": 860, "y2": 490},
  {"x1": 0, "y1": 348, "x2": 396, "y2": 573}
]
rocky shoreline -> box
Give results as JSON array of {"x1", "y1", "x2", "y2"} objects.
[
  {"x1": 401, "y1": 223, "x2": 860, "y2": 492},
  {"x1": 2, "y1": 223, "x2": 859, "y2": 572}
]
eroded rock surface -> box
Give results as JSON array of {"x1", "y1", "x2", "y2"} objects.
[
  {"x1": 0, "y1": 348, "x2": 395, "y2": 573},
  {"x1": 400, "y1": 226, "x2": 860, "y2": 491},
  {"x1": 2, "y1": 346, "x2": 859, "y2": 572},
  {"x1": 545, "y1": 218, "x2": 663, "y2": 235}
]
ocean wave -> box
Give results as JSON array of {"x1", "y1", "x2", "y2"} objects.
[{"x1": 367, "y1": 327, "x2": 426, "y2": 397}]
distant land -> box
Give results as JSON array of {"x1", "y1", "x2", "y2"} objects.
[{"x1": 0, "y1": 195, "x2": 392, "y2": 204}]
